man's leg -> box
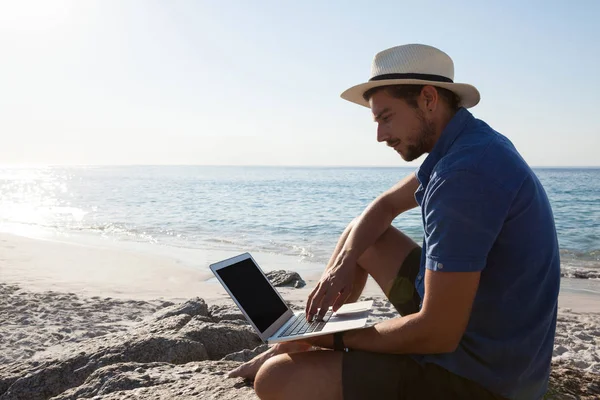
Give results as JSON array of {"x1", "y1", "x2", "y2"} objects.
[
  {"x1": 255, "y1": 348, "x2": 505, "y2": 400},
  {"x1": 254, "y1": 351, "x2": 343, "y2": 400},
  {"x1": 252, "y1": 222, "x2": 419, "y2": 399}
]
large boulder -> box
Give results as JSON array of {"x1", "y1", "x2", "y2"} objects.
[
  {"x1": 265, "y1": 270, "x2": 306, "y2": 288},
  {"x1": 0, "y1": 300, "x2": 261, "y2": 400}
]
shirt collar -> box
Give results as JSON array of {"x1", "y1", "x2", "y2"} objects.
[{"x1": 416, "y1": 107, "x2": 473, "y2": 185}]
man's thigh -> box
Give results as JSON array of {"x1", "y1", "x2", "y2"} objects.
[
  {"x1": 254, "y1": 350, "x2": 343, "y2": 400},
  {"x1": 357, "y1": 226, "x2": 419, "y2": 296},
  {"x1": 342, "y1": 351, "x2": 505, "y2": 400}
]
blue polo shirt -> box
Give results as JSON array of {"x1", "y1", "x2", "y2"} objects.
[{"x1": 411, "y1": 108, "x2": 560, "y2": 399}]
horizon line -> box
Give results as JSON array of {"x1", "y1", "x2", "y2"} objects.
[{"x1": 1, "y1": 164, "x2": 600, "y2": 169}]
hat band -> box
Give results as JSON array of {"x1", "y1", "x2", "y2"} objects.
[{"x1": 369, "y1": 73, "x2": 453, "y2": 83}]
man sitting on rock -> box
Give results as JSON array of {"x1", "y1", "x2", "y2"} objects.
[{"x1": 229, "y1": 44, "x2": 561, "y2": 400}]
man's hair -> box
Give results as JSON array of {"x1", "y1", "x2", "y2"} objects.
[{"x1": 363, "y1": 84, "x2": 460, "y2": 112}]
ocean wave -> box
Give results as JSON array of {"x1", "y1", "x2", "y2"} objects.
[
  {"x1": 560, "y1": 248, "x2": 600, "y2": 262},
  {"x1": 561, "y1": 268, "x2": 600, "y2": 280}
]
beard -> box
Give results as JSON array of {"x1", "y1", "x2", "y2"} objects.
[{"x1": 401, "y1": 109, "x2": 436, "y2": 162}]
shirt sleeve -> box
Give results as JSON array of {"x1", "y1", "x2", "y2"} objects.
[{"x1": 422, "y1": 170, "x2": 514, "y2": 272}]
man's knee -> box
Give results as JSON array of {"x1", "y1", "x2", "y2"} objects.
[
  {"x1": 254, "y1": 354, "x2": 292, "y2": 400},
  {"x1": 356, "y1": 225, "x2": 418, "y2": 294}
]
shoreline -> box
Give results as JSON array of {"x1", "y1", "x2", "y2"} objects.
[
  {"x1": 0, "y1": 232, "x2": 598, "y2": 310},
  {"x1": 2, "y1": 218, "x2": 599, "y2": 277},
  {"x1": 0, "y1": 231, "x2": 387, "y2": 304}
]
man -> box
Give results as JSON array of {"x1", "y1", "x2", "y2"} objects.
[{"x1": 229, "y1": 44, "x2": 560, "y2": 400}]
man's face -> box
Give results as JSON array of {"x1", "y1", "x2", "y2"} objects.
[{"x1": 369, "y1": 89, "x2": 435, "y2": 162}]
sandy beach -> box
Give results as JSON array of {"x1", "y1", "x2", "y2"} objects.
[{"x1": 1, "y1": 232, "x2": 599, "y2": 399}]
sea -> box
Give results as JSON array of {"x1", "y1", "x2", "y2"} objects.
[{"x1": 1, "y1": 166, "x2": 599, "y2": 290}]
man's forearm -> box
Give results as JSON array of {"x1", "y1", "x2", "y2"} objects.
[
  {"x1": 310, "y1": 312, "x2": 456, "y2": 355},
  {"x1": 346, "y1": 313, "x2": 456, "y2": 354}
]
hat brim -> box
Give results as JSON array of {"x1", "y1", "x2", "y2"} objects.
[{"x1": 340, "y1": 79, "x2": 481, "y2": 109}]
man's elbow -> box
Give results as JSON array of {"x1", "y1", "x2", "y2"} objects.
[
  {"x1": 437, "y1": 338, "x2": 460, "y2": 353},
  {"x1": 418, "y1": 313, "x2": 466, "y2": 354},
  {"x1": 431, "y1": 331, "x2": 463, "y2": 353},
  {"x1": 420, "y1": 321, "x2": 463, "y2": 353}
]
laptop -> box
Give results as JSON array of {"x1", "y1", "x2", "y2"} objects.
[{"x1": 209, "y1": 252, "x2": 372, "y2": 344}]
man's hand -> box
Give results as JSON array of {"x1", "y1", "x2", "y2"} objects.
[{"x1": 305, "y1": 250, "x2": 357, "y2": 321}]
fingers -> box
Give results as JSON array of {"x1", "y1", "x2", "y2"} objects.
[
  {"x1": 307, "y1": 280, "x2": 348, "y2": 321},
  {"x1": 306, "y1": 278, "x2": 335, "y2": 321},
  {"x1": 316, "y1": 284, "x2": 339, "y2": 320},
  {"x1": 306, "y1": 264, "x2": 355, "y2": 320},
  {"x1": 305, "y1": 280, "x2": 324, "y2": 320},
  {"x1": 306, "y1": 281, "x2": 325, "y2": 321}
]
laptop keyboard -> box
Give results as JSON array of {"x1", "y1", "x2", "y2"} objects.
[{"x1": 279, "y1": 309, "x2": 334, "y2": 338}]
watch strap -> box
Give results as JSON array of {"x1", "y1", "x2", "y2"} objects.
[{"x1": 333, "y1": 331, "x2": 346, "y2": 352}]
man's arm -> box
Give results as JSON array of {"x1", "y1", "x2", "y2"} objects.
[
  {"x1": 306, "y1": 173, "x2": 420, "y2": 320},
  {"x1": 325, "y1": 169, "x2": 511, "y2": 353},
  {"x1": 306, "y1": 269, "x2": 480, "y2": 354}
]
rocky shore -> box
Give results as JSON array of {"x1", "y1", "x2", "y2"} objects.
[{"x1": 1, "y1": 282, "x2": 599, "y2": 399}]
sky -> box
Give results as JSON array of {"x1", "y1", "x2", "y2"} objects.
[{"x1": 0, "y1": 0, "x2": 598, "y2": 167}]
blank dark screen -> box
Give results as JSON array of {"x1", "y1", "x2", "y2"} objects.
[{"x1": 216, "y1": 258, "x2": 288, "y2": 333}]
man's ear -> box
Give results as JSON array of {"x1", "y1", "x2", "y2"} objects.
[{"x1": 421, "y1": 85, "x2": 439, "y2": 112}]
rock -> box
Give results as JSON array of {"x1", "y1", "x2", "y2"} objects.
[
  {"x1": 178, "y1": 318, "x2": 262, "y2": 360},
  {"x1": 0, "y1": 335, "x2": 209, "y2": 400},
  {"x1": 49, "y1": 361, "x2": 258, "y2": 400},
  {"x1": 574, "y1": 331, "x2": 593, "y2": 341},
  {"x1": 0, "y1": 298, "x2": 261, "y2": 400},
  {"x1": 209, "y1": 305, "x2": 247, "y2": 323},
  {"x1": 545, "y1": 361, "x2": 600, "y2": 399},
  {"x1": 265, "y1": 270, "x2": 306, "y2": 288},
  {"x1": 152, "y1": 298, "x2": 209, "y2": 321},
  {"x1": 140, "y1": 314, "x2": 195, "y2": 335},
  {"x1": 553, "y1": 345, "x2": 568, "y2": 356}
]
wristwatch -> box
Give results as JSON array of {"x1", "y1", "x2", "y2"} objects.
[{"x1": 333, "y1": 331, "x2": 350, "y2": 352}]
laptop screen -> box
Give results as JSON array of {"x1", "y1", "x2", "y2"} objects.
[{"x1": 215, "y1": 257, "x2": 288, "y2": 333}]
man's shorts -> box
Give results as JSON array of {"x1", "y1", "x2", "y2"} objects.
[{"x1": 342, "y1": 247, "x2": 505, "y2": 400}]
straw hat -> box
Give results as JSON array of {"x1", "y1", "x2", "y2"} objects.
[{"x1": 341, "y1": 44, "x2": 480, "y2": 108}]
